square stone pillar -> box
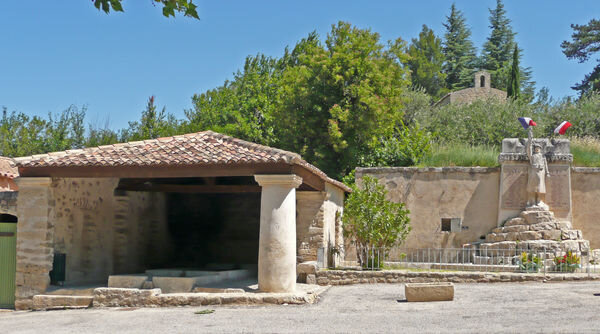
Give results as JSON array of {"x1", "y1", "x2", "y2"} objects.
[
  {"x1": 14, "y1": 177, "x2": 54, "y2": 310},
  {"x1": 254, "y1": 174, "x2": 302, "y2": 293}
]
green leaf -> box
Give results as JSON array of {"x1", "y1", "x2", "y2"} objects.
[{"x1": 109, "y1": 0, "x2": 124, "y2": 12}]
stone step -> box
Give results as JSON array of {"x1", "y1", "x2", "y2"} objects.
[
  {"x1": 32, "y1": 295, "x2": 93, "y2": 311},
  {"x1": 561, "y1": 230, "x2": 582, "y2": 240},
  {"x1": 520, "y1": 210, "x2": 555, "y2": 223}
]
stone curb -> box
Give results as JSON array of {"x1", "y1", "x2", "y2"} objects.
[
  {"x1": 92, "y1": 285, "x2": 329, "y2": 308},
  {"x1": 315, "y1": 270, "x2": 600, "y2": 286}
]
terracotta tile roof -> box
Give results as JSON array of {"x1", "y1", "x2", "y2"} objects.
[
  {"x1": 0, "y1": 157, "x2": 18, "y2": 179},
  {"x1": 14, "y1": 131, "x2": 350, "y2": 192}
]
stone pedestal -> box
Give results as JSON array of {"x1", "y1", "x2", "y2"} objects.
[
  {"x1": 14, "y1": 177, "x2": 54, "y2": 310},
  {"x1": 254, "y1": 175, "x2": 302, "y2": 293},
  {"x1": 498, "y1": 138, "x2": 573, "y2": 226}
]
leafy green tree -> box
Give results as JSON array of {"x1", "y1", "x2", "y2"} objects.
[
  {"x1": 184, "y1": 54, "x2": 284, "y2": 145},
  {"x1": 480, "y1": 0, "x2": 535, "y2": 100},
  {"x1": 442, "y1": 4, "x2": 478, "y2": 90},
  {"x1": 92, "y1": 0, "x2": 199, "y2": 19},
  {"x1": 343, "y1": 175, "x2": 411, "y2": 267},
  {"x1": 275, "y1": 22, "x2": 410, "y2": 179},
  {"x1": 406, "y1": 25, "x2": 447, "y2": 98},
  {"x1": 561, "y1": 18, "x2": 600, "y2": 95},
  {"x1": 507, "y1": 44, "x2": 520, "y2": 99}
]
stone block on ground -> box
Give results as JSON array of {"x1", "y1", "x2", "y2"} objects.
[
  {"x1": 297, "y1": 261, "x2": 318, "y2": 275},
  {"x1": 32, "y1": 295, "x2": 93, "y2": 310},
  {"x1": 152, "y1": 277, "x2": 197, "y2": 293},
  {"x1": 108, "y1": 275, "x2": 149, "y2": 289},
  {"x1": 405, "y1": 283, "x2": 454, "y2": 302}
]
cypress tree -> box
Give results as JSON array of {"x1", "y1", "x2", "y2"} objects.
[
  {"x1": 507, "y1": 44, "x2": 520, "y2": 99},
  {"x1": 442, "y1": 3, "x2": 478, "y2": 90}
]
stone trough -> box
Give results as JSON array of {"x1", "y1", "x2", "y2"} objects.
[{"x1": 108, "y1": 267, "x2": 257, "y2": 293}]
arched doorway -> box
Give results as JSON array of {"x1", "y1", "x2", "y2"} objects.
[{"x1": 0, "y1": 214, "x2": 17, "y2": 309}]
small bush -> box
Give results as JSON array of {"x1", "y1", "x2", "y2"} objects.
[
  {"x1": 343, "y1": 176, "x2": 411, "y2": 268},
  {"x1": 571, "y1": 136, "x2": 600, "y2": 167}
]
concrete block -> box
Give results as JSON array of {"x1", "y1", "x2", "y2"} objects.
[
  {"x1": 108, "y1": 275, "x2": 148, "y2": 289},
  {"x1": 405, "y1": 283, "x2": 454, "y2": 302}
]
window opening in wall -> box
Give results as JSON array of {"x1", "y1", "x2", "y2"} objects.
[
  {"x1": 441, "y1": 218, "x2": 462, "y2": 232},
  {"x1": 480, "y1": 75, "x2": 485, "y2": 88},
  {"x1": 441, "y1": 218, "x2": 451, "y2": 232}
]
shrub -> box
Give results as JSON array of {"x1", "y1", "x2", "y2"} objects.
[{"x1": 343, "y1": 176, "x2": 411, "y2": 268}]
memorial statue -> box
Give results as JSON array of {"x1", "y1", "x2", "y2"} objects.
[{"x1": 526, "y1": 128, "x2": 550, "y2": 207}]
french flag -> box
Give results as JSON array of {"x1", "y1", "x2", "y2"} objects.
[
  {"x1": 554, "y1": 121, "x2": 572, "y2": 135},
  {"x1": 518, "y1": 117, "x2": 537, "y2": 130}
]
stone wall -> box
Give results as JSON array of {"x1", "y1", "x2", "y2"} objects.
[
  {"x1": 572, "y1": 168, "x2": 600, "y2": 249},
  {"x1": 354, "y1": 166, "x2": 600, "y2": 257},
  {"x1": 436, "y1": 87, "x2": 507, "y2": 107},
  {"x1": 296, "y1": 185, "x2": 345, "y2": 266},
  {"x1": 356, "y1": 167, "x2": 500, "y2": 252},
  {"x1": 52, "y1": 178, "x2": 170, "y2": 284},
  {"x1": 315, "y1": 269, "x2": 600, "y2": 286},
  {"x1": 15, "y1": 178, "x2": 54, "y2": 310}
]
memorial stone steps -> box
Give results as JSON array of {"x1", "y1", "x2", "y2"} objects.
[{"x1": 466, "y1": 207, "x2": 591, "y2": 265}]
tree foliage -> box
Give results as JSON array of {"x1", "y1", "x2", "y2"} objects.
[
  {"x1": 507, "y1": 44, "x2": 520, "y2": 99},
  {"x1": 442, "y1": 4, "x2": 478, "y2": 90},
  {"x1": 184, "y1": 54, "x2": 284, "y2": 145},
  {"x1": 480, "y1": 0, "x2": 534, "y2": 100},
  {"x1": 406, "y1": 25, "x2": 447, "y2": 98},
  {"x1": 274, "y1": 22, "x2": 410, "y2": 179},
  {"x1": 343, "y1": 175, "x2": 411, "y2": 267},
  {"x1": 561, "y1": 18, "x2": 600, "y2": 95},
  {"x1": 92, "y1": 0, "x2": 199, "y2": 19}
]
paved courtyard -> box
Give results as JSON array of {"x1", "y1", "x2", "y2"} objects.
[{"x1": 1, "y1": 282, "x2": 600, "y2": 333}]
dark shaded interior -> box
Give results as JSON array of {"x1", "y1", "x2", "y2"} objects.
[
  {"x1": 166, "y1": 192, "x2": 261, "y2": 268},
  {"x1": 0, "y1": 214, "x2": 17, "y2": 223}
]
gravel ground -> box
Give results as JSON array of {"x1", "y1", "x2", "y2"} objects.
[{"x1": 1, "y1": 282, "x2": 600, "y2": 333}]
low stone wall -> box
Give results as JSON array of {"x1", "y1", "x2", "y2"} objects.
[{"x1": 315, "y1": 270, "x2": 600, "y2": 286}]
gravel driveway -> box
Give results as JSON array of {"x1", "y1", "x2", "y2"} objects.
[{"x1": 1, "y1": 282, "x2": 600, "y2": 333}]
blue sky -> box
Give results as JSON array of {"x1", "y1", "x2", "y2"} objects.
[{"x1": 1, "y1": 1, "x2": 599, "y2": 129}]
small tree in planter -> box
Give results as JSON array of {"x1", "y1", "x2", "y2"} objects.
[{"x1": 343, "y1": 175, "x2": 411, "y2": 268}]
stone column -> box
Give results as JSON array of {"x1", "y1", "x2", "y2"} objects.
[
  {"x1": 254, "y1": 174, "x2": 302, "y2": 292},
  {"x1": 14, "y1": 177, "x2": 54, "y2": 310}
]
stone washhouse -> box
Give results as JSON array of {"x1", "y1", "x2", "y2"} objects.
[{"x1": 0, "y1": 131, "x2": 349, "y2": 310}]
